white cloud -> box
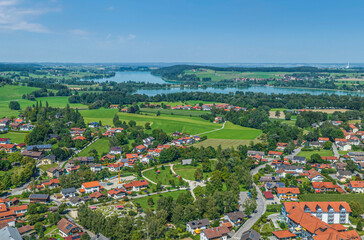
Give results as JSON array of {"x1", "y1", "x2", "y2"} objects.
[
  {"x1": 0, "y1": 0, "x2": 58, "y2": 33},
  {"x1": 70, "y1": 29, "x2": 89, "y2": 37}
]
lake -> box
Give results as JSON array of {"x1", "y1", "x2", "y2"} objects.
[{"x1": 99, "y1": 71, "x2": 364, "y2": 96}]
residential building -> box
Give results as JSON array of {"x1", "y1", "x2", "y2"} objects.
[
  {"x1": 240, "y1": 229, "x2": 261, "y2": 240},
  {"x1": 109, "y1": 147, "x2": 122, "y2": 155},
  {"x1": 272, "y1": 230, "x2": 296, "y2": 240},
  {"x1": 81, "y1": 181, "x2": 101, "y2": 194},
  {"x1": 47, "y1": 167, "x2": 62, "y2": 178},
  {"x1": 200, "y1": 226, "x2": 230, "y2": 240},
  {"x1": 61, "y1": 187, "x2": 77, "y2": 198},
  {"x1": 29, "y1": 194, "x2": 49, "y2": 203},
  {"x1": 311, "y1": 182, "x2": 335, "y2": 193},
  {"x1": 224, "y1": 211, "x2": 246, "y2": 227},
  {"x1": 107, "y1": 188, "x2": 127, "y2": 199},
  {"x1": 57, "y1": 218, "x2": 81, "y2": 237},
  {"x1": 337, "y1": 170, "x2": 352, "y2": 182},
  {"x1": 308, "y1": 169, "x2": 324, "y2": 182},
  {"x1": 276, "y1": 188, "x2": 300, "y2": 201},
  {"x1": 40, "y1": 155, "x2": 56, "y2": 165},
  {"x1": 0, "y1": 226, "x2": 22, "y2": 240},
  {"x1": 186, "y1": 219, "x2": 210, "y2": 234},
  {"x1": 348, "y1": 181, "x2": 364, "y2": 193}
]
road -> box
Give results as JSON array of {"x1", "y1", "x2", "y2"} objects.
[
  {"x1": 285, "y1": 145, "x2": 304, "y2": 160},
  {"x1": 195, "y1": 121, "x2": 226, "y2": 135},
  {"x1": 232, "y1": 163, "x2": 268, "y2": 239},
  {"x1": 333, "y1": 144, "x2": 339, "y2": 159}
]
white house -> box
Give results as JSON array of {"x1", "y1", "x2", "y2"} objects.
[{"x1": 80, "y1": 181, "x2": 100, "y2": 194}]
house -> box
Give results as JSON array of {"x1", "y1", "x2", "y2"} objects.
[
  {"x1": 89, "y1": 192, "x2": 106, "y2": 201},
  {"x1": 27, "y1": 144, "x2": 52, "y2": 151},
  {"x1": 41, "y1": 179, "x2": 60, "y2": 189},
  {"x1": 61, "y1": 187, "x2": 77, "y2": 198},
  {"x1": 107, "y1": 188, "x2": 127, "y2": 199},
  {"x1": 17, "y1": 225, "x2": 34, "y2": 235},
  {"x1": 308, "y1": 169, "x2": 324, "y2": 182},
  {"x1": 337, "y1": 170, "x2": 352, "y2": 182},
  {"x1": 57, "y1": 218, "x2": 81, "y2": 237},
  {"x1": 88, "y1": 122, "x2": 99, "y2": 128},
  {"x1": 69, "y1": 196, "x2": 84, "y2": 207},
  {"x1": 224, "y1": 211, "x2": 246, "y2": 227},
  {"x1": 47, "y1": 167, "x2": 63, "y2": 178},
  {"x1": 109, "y1": 147, "x2": 122, "y2": 155},
  {"x1": 276, "y1": 142, "x2": 288, "y2": 150},
  {"x1": 101, "y1": 154, "x2": 116, "y2": 162},
  {"x1": 89, "y1": 163, "x2": 102, "y2": 172},
  {"x1": 276, "y1": 188, "x2": 300, "y2": 201},
  {"x1": 135, "y1": 145, "x2": 146, "y2": 153},
  {"x1": 0, "y1": 226, "x2": 22, "y2": 240},
  {"x1": 21, "y1": 150, "x2": 43, "y2": 159},
  {"x1": 348, "y1": 181, "x2": 364, "y2": 193},
  {"x1": 265, "y1": 182, "x2": 285, "y2": 191},
  {"x1": 259, "y1": 176, "x2": 281, "y2": 183},
  {"x1": 309, "y1": 141, "x2": 324, "y2": 148},
  {"x1": 130, "y1": 180, "x2": 148, "y2": 191},
  {"x1": 186, "y1": 219, "x2": 210, "y2": 234},
  {"x1": 200, "y1": 226, "x2": 230, "y2": 240},
  {"x1": 263, "y1": 191, "x2": 274, "y2": 200},
  {"x1": 0, "y1": 138, "x2": 10, "y2": 144},
  {"x1": 81, "y1": 181, "x2": 101, "y2": 194},
  {"x1": 292, "y1": 156, "x2": 306, "y2": 164},
  {"x1": 268, "y1": 151, "x2": 283, "y2": 158},
  {"x1": 19, "y1": 123, "x2": 34, "y2": 131},
  {"x1": 29, "y1": 194, "x2": 49, "y2": 203},
  {"x1": 40, "y1": 155, "x2": 56, "y2": 165},
  {"x1": 272, "y1": 230, "x2": 296, "y2": 240},
  {"x1": 0, "y1": 144, "x2": 16, "y2": 153},
  {"x1": 181, "y1": 159, "x2": 192, "y2": 165},
  {"x1": 73, "y1": 136, "x2": 86, "y2": 141},
  {"x1": 318, "y1": 137, "x2": 330, "y2": 143},
  {"x1": 71, "y1": 156, "x2": 94, "y2": 165},
  {"x1": 335, "y1": 162, "x2": 347, "y2": 171},
  {"x1": 282, "y1": 201, "x2": 351, "y2": 224},
  {"x1": 240, "y1": 229, "x2": 261, "y2": 240},
  {"x1": 311, "y1": 182, "x2": 335, "y2": 193},
  {"x1": 247, "y1": 151, "x2": 265, "y2": 157}
]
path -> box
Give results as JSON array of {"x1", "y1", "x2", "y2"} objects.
[
  {"x1": 170, "y1": 163, "x2": 205, "y2": 200},
  {"x1": 141, "y1": 164, "x2": 172, "y2": 187},
  {"x1": 195, "y1": 121, "x2": 226, "y2": 135},
  {"x1": 285, "y1": 145, "x2": 304, "y2": 160},
  {"x1": 232, "y1": 163, "x2": 268, "y2": 239},
  {"x1": 333, "y1": 144, "x2": 339, "y2": 159}
]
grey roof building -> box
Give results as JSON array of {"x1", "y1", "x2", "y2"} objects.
[
  {"x1": 91, "y1": 233, "x2": 110, "y2": 240},
  {"x1": 240, "y1": 229, "x2": 261, "y2": 240},
  {"x1": 0, "y1": 226, "x2": 22, "y2": 240}
]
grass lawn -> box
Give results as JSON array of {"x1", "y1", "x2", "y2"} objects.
[
  {"x1": 299, "y1": 193, "x2": 364, "y2": 208},
  {"x1": 0, "y1": 132, "x2": 27, "y2": 143},
  {"x1": 140, "y1": 108, "x2": 205, "y2": 117},
  {"x1": 297, "y1": 149, "x2": 334, "y2": 158},
  {"x1": 202, "y1": 122, "x2": 262, "y2": 140},
  {"x1": 173, "y1": 163, "x2": 214, "y2": 181},
  {"x1": 77, "y1": 138, "x2": 110, "y2": 157},
  {"x1": 133, "y1": 190, "x2": 187, "y2": 210},
  {"x1": 143, "y1": 167, "x2": 180, "y2": 186},
  {"x1": 193, "y1": 138, "x2": 261, "y2": 149},
  {"x1": 39, "y1": 163, "x2": 58, "y2": 172},
  {"x1": 35, "y1": 96, "x2": 86, "y2": 109},
  {"x1": 0, "y1": 166, "x2": 23, "y2": 177}
]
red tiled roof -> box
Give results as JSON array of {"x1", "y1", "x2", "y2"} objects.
[
  {"x1": 277, "y1": 187, "x2": 300, "y2": 194},
  {"x1": 82, "y1": 181, "x2": 100, "y2": 189},
  {"x1": 273, "y1": 230, "x2": 297, "y2": 239}
]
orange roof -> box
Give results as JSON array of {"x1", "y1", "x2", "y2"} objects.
[
  {"x1": 284, "y1": 202, "x2": 351, "y2": 213},
  {"x1": 0, "y1": 144, "x2": 16, "y2": 149},
  {"x1": 312, "y1": 182, "x2": 335, "y2": 189},
  {"x1": 349, "y1": 181, "x2": 364, "y2": 188},
  {"x1": 132, "y1": 180, "x2": 149, "y2": 187},
  {"x1": 319, "y1": 137, "x2": 330, "y2": 141},
  {"x1": 268, "y1": 151, "x2": 283, "y2": 155},
  {"x1": 273, "y1": 230, "x2": 297, "y2": 239},
  {"x1": 126, "y1": 154, "x2": 138, "y2": 159},
  {"x1": 82, "y1": 181, "x2": 100, "y2": 189},
  {"x1": 73, "y1": 136, "x2": 86, "y2": 141},
  {"x1": 0, "y1": 204, "x2": 7, "y2": 212},
  {"x1": 136, "y1": 145, "x2": 146, "y2": 150},
  {"x1": 277, "y1": 187, "x2": 300, "y2": 194},
  {"x1": 9, "y1": 205, "x2": 28, "y2": 212}
]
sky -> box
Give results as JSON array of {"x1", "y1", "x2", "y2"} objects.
[{"x1": 1, "y1": 0, "x2": 364, "y2": 63}]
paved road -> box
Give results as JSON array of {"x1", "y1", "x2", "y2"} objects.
[
  {"x1": 286, "y1": 145, "x2": 304, "y2": 160},
  {"x1": 333, "y1": 144, "x2": 339, "y2": 159},
  {"x1": 232, "y1": 163, "x2": 268, "y2": 239}
]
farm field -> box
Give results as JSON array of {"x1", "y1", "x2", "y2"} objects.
[
  {"x1": 0, "y1": 132, "x2": 27, "y2": 143},
  {"x1": 143, "y1": 166, "x2": 181, "y2": 186},
  {"x1": 296, "y1": 149, "x2": 334, "y2": 158},
  {"x1": 202, "y1": 121, "x2": 262, "y2": 140},
  {"x1": 173, "y1": 163, "x2": 214, "y2": 181},
  {"x1": 77, "y1": 138, "x2": 110, "y2": 157},
  {"x1": 133, "y1": 190, "x2": 188, "y2": 210},
  {"x1": 299, "y1": 193, "x2": 364, "y2": 208},
  {"x1": 81, "y1": 109, "x2": 222, "y2": 135}
]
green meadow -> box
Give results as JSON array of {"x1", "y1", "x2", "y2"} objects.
[
  {"x1": 77, "y1": 138, "x2": 110, "y2": 157},
  {"x1": 202, "y1": 122, "x2": 262, "y2": 140},
  {"x1": 133, "y1": 190, "x2": 188, "y2": 210},
  {"x1": 173, "y1": 162, "x2": 214, "y2": 181},
  {"x1": 297, "y1": 149, "x2": 334, "y2": 158},
  {"x1": 0, "y1": 132, "x2": 27, "y2": 143},
  {"x1": 143, "y1": 166, "x2": 180, "y2": 186}
]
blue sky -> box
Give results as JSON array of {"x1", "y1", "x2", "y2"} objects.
[{"x1": 0, "y1": 0, "x2": 364, "y2": 63}]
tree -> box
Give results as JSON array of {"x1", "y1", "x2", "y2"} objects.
[
  {"x1": 243, "y1": 198, "x2": 257, "y2": 216},
  {"x1": 357, "y1": 220, "x2": 363, "y2": 231},
  {"x1": 250, "y1": 186, "x2": 258, "y2": 199},
  {"x1": 285, "y1": 112, "x2": 292, "y2": 120},
  {"x1": 275, "y1": 110, "x2": 281, "y2": 118},
  {"x1": 349, "y1": 201, "x2": 363, "y2": 218},
  {"x1": 148, "y1": 197, "x2": 154, "y2": 206},
  {"x1": 323, "y1": 141, "x2": 333, "y2": 150},
  {"x1": 9, "y1": 101, "x2": 20, "y2": 110},
  {"x1": 80, "y1": 233, "x2": 91, "y2": 240},
  {"x1": 194, "y1": 168, "x2": 203, "y2": 181}
]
